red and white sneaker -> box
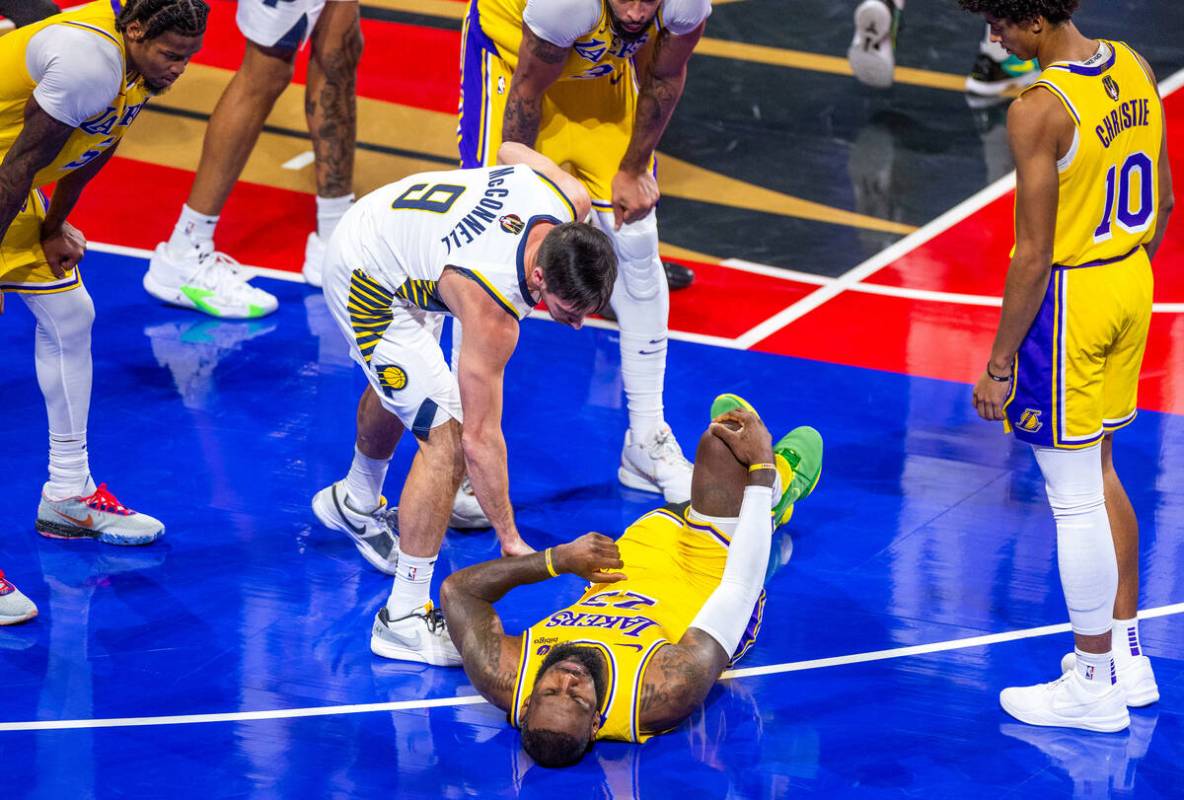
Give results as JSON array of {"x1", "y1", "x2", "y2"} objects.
[
  {"x1": 36, "y1": 479, "x2": 165, "y2": 546},
  {"x1": 0, "y1": 570, "x2": 38, "y2": 625}
]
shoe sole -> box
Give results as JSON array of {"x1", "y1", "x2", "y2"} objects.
[
  {"x1": 848, "y1": 0, "x2": 894, "y2": 89},
  {"x1": 311, "y1": 487, "x2": 399, "y2": 576},
  {"x1": 35, "y1": 519, "x2": 163, "y2": 546},
  {"x1": 0, "y1": 608, "x2": 38, "y2": 626},
  {"x1": 999, "y1": 695, "x2": 1130, "y2": 733},
  {"x1": 618, "y1": 465, "x2": 663, "y2": 495},
  {"x1": 370, "y1": 634, "x2": 462, "y2": 666},
  {"x1": 144, "y1": 269, "x2": 273, "y2": 320}
]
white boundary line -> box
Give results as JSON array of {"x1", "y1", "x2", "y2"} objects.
[{"x1": 3, "y1": 601, "x2": 1180, "y2": 733}]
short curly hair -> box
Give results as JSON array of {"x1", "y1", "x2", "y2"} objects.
[
  {"x1": 116, "y1": 0, "x2": 209, "y2": 40},
  {"x1": 958, "y1": 0, "x2": 1079, "y2": 25}
]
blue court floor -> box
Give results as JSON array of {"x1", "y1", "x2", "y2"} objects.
[{"x1": 1, "y1": 253, "x2": 1182, "y2": 798}]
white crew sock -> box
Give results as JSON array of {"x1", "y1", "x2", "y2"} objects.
[
  {"x1": 166, "y1": 203, "x2": 219, "y2": 259},
  {"x1": 1113, "y1": 616, "x2": 1143, "y2": 661},
  {"x1": 46, "y1": 431, "x2": 89, "y2": 500},
  {"x1": 1074, "y1": 647, "x2": 1116, "y2": 693},
  {"x1": 344, "y1": 446, "x2": 389, "y2": 511},
  {"x1": 387, "y1": 548, "x2": 435, "y2": 618},
  {"x1": 316, "y1": 193, "x2": 354, "y2": 241}
]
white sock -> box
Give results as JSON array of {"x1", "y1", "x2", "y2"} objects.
[
  {"x1": 344, "y1": 446, "x2": 389, "y2": 511},
  {"x1": 1074, "y1": 648, "x2": 1116, "y2": 692},
  {"x1": 387, "y1": 548, "x2": 435, "y2": 618},
  {"x1": 46, "y1": 431, "x2": 89, "y2": 500},
  {"x1": 1113, "y1": 616, "x2": 1142, "y2": 660},
  {"x1": 316, "y1": 193, "x2": 354, "y2": 241},
  {"x1": 166, "y1": 203, "x2": 219, "y2": 259}
]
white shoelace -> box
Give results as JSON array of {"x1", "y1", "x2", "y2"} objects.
[
  {"x1": 190, "y1": 251, "x2": 265, "y2": 302},
  {"x1": 646, "y1": 427, "x2": 690, "y2": 466}
]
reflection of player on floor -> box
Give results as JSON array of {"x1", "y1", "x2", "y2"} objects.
[
  {"x1": 849, "y1": 0, "x2": 1039, "y2": 95},
  {"x1": 144, "y1": 0, "x2": 363, "y2": 318},
  {"x1": 965, "y1": 0, "x2": 1173, "y2": 733},
  {"x1": 441, "y1": 398, "x2": 823, "y2": 767},
  {"x1": 313, "y1": 142, "x2": 617, "y2": 664},
  {"x1": 0, "y1": 2, "x2": 207, "y2": 564},
  {"x1": 459, "y1": 0, "x2": 711, "y2": 504}
]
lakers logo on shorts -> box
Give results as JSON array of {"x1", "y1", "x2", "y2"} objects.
[
  {"x1": 499, "y1": 214, "x2": 524, "y2": 235},
  {"x1": 1017, "y1": 409, "x2": 1044, "y2": 433},
  {"x1": 375, "y1": 364, "x2": 408, "y2": 397}
]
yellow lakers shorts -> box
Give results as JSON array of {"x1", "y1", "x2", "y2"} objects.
[
  {"x1": 1004, "y1": 246, "x2": 1153, "y2": 448},
  {"x1": 0, "y1": 188, "x2": 81, "y2": 298},
  {"x1": 458, "y1": 21, "x2": 653, "y2": 209}
]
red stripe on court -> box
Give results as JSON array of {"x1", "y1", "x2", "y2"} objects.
[{"x1": 197, "y1": 0, "x2": 461, "y2": 114}]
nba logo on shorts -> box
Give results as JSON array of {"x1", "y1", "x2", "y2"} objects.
[{"x1": 1017, "y1": 409, "x2": 1043, "y2": 433}]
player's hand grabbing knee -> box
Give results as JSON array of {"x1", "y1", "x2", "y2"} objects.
[
  {"x1": 709, "y1": 409, "x2": 774, "y2": 468},
  {"x1": 40, "y1": 221, "x2": 86, "y2": 278}
]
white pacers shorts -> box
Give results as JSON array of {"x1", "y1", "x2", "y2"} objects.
[
  {"x1": 322, "y1": 235, "x2": 461, "y2": 437},
  {"x1": 236, "y1": 0, "x2": 349, "y2": 50}
]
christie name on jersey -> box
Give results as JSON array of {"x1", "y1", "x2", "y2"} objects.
[
  {"x1": 1096, "y1": 98, "x2": 1152, "y2": 148},
  {"x1": 441, "y1": 166, "x2": 516, "y2": 254}
]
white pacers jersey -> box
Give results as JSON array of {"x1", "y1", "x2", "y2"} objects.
[{"x1": 338, "y1": 164, "x2": 578, "y2": 320}]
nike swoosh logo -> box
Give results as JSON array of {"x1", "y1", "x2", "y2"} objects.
[
  {"x1": 54, "y1": 510, "x2": 94, "y2": 528},
  {"x1": 332, "y1": 485, "x2": 367, "y2": 536},
  {"x1": 639, "y1": 348, "x2": 665, "y2": 355}
]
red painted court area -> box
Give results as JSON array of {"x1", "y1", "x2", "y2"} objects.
[{"x1": 66, "y1": 0, "x2": 1184, "y2": 414}]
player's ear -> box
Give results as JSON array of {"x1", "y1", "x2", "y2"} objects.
[{"x1": 124, "y1": 19, "x2": 146, "y2": 42}]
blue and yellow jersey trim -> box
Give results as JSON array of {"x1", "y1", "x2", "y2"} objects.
[
  {"x1": 58, "y1": 19, "x2": 120, "y2": 47},
  {"x1": 630, "y1": 640, "x2": 669, "y2": 742},
  {"x1": 347, "y1": 269, "x2": 395, "y2": 363},
  {"x1": 515, "y1": 214, "x2": 559, "y2": 305},
  {"x1": 1027, "y1": 79, "x2": 1081, "y2": 126},
  {"x1": 511, "y1": 636, "x2": 620, "y2": 731},
  {"x1": 531, "y1": 170, "x2": 577, "y2": 221},
  {"x1": 450, "y1": 266, "x2": 521, "y2": 319}
]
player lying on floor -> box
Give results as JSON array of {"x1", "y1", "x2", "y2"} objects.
[{"x1": 440, "y1": 395, "x2": 823, "y2": 767}]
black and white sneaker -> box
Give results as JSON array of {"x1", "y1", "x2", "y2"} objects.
[
  {"x1": 312, "y1": 480, "x2": 399, "y2": 575},
  {"x1": 370, "y1": 603, "x2": 462, "y2": 666}
]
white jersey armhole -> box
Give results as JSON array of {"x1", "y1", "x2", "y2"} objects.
[
  {"x1": 523, "y1": 0, "x2": 600, "y2": 48},
  {"x1": 26, "y1": 24, "x2": 123, "y2": 127}
]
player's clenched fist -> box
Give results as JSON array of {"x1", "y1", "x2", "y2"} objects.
[{"x1": 556, "y1": 533, "x2": 626, "y2": 583}]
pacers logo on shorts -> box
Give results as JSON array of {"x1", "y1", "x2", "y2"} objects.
[
  {"x1": 375, "y1": 364, "x2": 408, "y2": 397},
  {"x1": 499, "y1": 214, "x2": 525, "y2": 235},
  {"x1": 1017, "y1": 408, "x2": 1044, "y2": 433}
]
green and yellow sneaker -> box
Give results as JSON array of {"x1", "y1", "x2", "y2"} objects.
[
  {"x1": 772, "y1": 426, "x2": 823, "y2": 527},
  {"x1": 709, "y1": 392, "x2": 757, "y2": 421}
]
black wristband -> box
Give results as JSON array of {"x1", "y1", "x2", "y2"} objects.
[{"x1": 985, "y1": 363, "x2": 1011, "y2": 383}]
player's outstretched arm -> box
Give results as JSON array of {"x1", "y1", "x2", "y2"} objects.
[
  {"x1": 972, "y1": 89, "x2": 1064, "y2": 422},
  {"x1": 442, "y1": 533, "x2": 625, "y2": 710},
  {"x1": 638, "y1": 410, "x2": 776, "y2": 735},
  {"x1": 497, "y1": 142, "x2": 592, "y2": 220},
  {"x1": 503, "y1": 24, "x2": 567, "y2": 149},
  {"x1": 0, "y1": 100, "x2": 73, "y2": 242}
]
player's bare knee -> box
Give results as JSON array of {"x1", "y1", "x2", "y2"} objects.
[
  {"x1": 241, "y1": 41, "x2": 297, "y2": 98},
  {"x1": 689, "y1": 429, "x2": 746, "y2": 515}
]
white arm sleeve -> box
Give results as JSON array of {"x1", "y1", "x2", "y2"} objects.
[
  {"x1": 659, "y1": 0, "x2": 711, "y2": 36},
  {"x1": 522, "y1": 0, "x2": 600, "y2": 48},
  {"x1": 689, "y1": 484, "x2": 773, "y2": 656},
  {"x1": 26, "y1": 25, "x2": 123, "y2": 128}
]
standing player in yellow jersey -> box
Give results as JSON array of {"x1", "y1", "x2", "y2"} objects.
[
  {"x1": 440, "y1": 398, "x2": 823, "y2": 767},
  {"x1": 964, "y1": 0, "x2": 1173, "y2": 732},
  {"x1": 0, "y1": 0, "x2": 205, "y2": 554},
  {"x1": 458, "y1": 0, "x2": 711, "y2": 506}
]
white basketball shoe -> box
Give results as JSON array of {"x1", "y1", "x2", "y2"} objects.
[
  {"x1": 619, "y1": 424, "x2": 693, "y2": 503},
  {"x1": 302, "y1": 232, "x2": 326, "y2": 288},
  {"x1": 370, "y1": 603, "x2": 462, "y2": 666},
  {"x1": 145, "y1": 242, "x2": 278, "y2": 319},
  {"x1": 848, "y1": 0, "x2": 899, "y2": 89},
  {"x1": 311, "y1": 481, "x2": 400, "y2": 575},
  {"x1": 0, "y1": 571, "x2": 37, "y2": 626},
  {"x1": 1060, "y1": 652, "x2": 1159, "y2": 707},
  {"x1": 1000, "y1": 670, "x2": 1130, "y2": 733}
]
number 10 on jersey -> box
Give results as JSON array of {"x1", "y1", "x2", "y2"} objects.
[{"x1": 1094, "y1": 151, "x2": 1155, "y2": 242}]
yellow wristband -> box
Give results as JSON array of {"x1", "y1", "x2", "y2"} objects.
[
  {"x1": 748, "y1": 463, "x2": 776, "y2": 473},
  {"x1": 544, "y1": 547, "x2": 559, "y2": 578}
]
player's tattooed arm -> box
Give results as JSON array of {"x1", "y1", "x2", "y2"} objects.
[
  {"x1": 441, "y1": 554, "x2": 553, "y2": 709},
  {"x1": 0, "y1": 99, "x2": 73, "y2": 241},
  {"x1": 43, "y1": 140, "x2": 118, "y2": 234},
  {"x1": 306, "y1": 6, "x2": 362, "y2": 199},
  {"x1": 618, "y1": 21, "x2": 704, "y2": 175},
  {"x1": 637, "y1": 628, "x2": 729, "y2": 734},
  {"x1": 503, "y1": 25, "x2": 568, "y2": 148}
]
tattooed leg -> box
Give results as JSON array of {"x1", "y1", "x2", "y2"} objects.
[{"x1": 306, "y1": 1, "x2": 362, "y2": 199}]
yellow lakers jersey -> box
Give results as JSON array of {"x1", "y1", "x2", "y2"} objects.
[
  {"x1": 510, "y1": 505, "x2": 739, "y2": 743},
  {"x1": 474, "y1": 0, "x2": 653, "y2": 82},
  {"x1": 1022, "y1": 41, "x2": 1163, "y2": 267},
  {"x1": 0, "y1": 1, "x2": 149, "y2": 189}
]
